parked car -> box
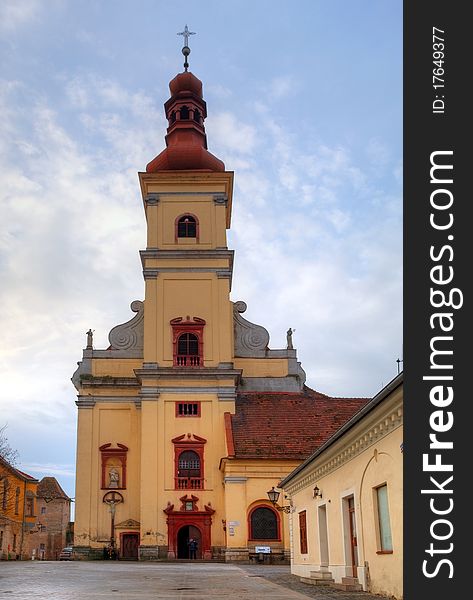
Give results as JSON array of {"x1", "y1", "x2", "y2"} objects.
[{"x1": 59, "y1": 547, "x2": 73, "y2": 560}]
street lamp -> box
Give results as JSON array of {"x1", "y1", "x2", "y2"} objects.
[
  {"x1": 313, "y1": 485, "x2": 323, "y2": 499},
  {"x1": 267, "y1": 487, "x2": 292, "y2": 513}
]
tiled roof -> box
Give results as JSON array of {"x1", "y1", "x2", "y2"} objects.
[
  {"x1": 0, "y1": 456, "x2": 38, "y2": 482},
  {"x1": 230, "y1": 387, "x2": 369, "y2": 459},
  {"x1": 37, "y1": 477, "x2": 70, "y2": 500}
]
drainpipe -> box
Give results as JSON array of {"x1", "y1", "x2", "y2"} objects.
[{"x1": 19, "y1": 479, "x2": 27, "y2": 560}]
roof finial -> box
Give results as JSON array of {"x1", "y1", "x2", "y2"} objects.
[{"x1": 177, "y1": 24, "x2": 196, "y2": 72}]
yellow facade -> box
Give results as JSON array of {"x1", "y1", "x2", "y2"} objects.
[
  {"x1": 0, "y1": 457, "x2": 38, "y2": 560},
  {"x1": 72, "y1": 167, "x2": 303, "y2": 561},
  {"x1": 281, "y1": 375, "x2": 403, "y2": 598}
]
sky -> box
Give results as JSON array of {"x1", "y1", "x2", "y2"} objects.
[{"x1": 0, "y1": 0, "x2": 402, "y2": 502}]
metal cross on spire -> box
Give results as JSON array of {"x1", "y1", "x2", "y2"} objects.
[
  {"x1": 177, "y1": 24, "x2": 196, "y2": 48},
  {"x1": 177, "y1": 24, "x2": 196, "y2": 72}
]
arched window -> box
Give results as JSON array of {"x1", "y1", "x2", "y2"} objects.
[
  {"x1": 170, "y1": 111, "x2": 176, "y2": 124},
  {"x1": 177, "y1": 215, "x2": 197, "y2": 238},
  {"x1": 249, "y1": 506, "x2": 280, "y2": 540},
  {"x1": 180, "y1": 105, "x2": 189, "y2": 120},
  {"x1": 178, "y1": 450, "x2": 201, "y2": 478},
  {"x1": 173, "y1": 434, "x2": 207, "y2": 490},
  {"x1": 176, "y1": 333, "x2": 200, "y2": 366},
  {"x1": 193, "y1": 109, "x2": 201, "y2": 124},
  {"x1": 171, "y1": 316, "x2": 205, "y2": 367}
]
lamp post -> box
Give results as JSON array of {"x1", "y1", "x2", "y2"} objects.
[{"x1": 267, "y1": 487, "x2": 292, "y2": 513}]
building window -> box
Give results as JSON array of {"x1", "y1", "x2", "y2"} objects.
[
  {"x1": 13, "y1": 534, "x2": 17, "y2": 551},
  {"x1": 26, "y1": 496, "x2": 34, "y2": 517},
  {"x1": 2, "y1": 479, "x2": 8, "y2": 511},
  {"x1": 40, "y1": 543, "x2": 45, "y2": 550},
  {"x1": 193, "y1": 109, "x2": 201, "y2": 123},
  {"x1": 180, "y1": 105, "x2": 189, "y2": 120},
  {"x1": 0, "y1": 530, "x2": 3, "y2": 550},
  {"x1": 170, "y1": 317, "x2": 205, "y2": 367},
  {"x1": 375, "y1": 484, "x2": 393, "y2": 552},
  {"x1": 299, "y1": 510, "x2": 308, "y2": 554},
  {"x1": 176, "y1": 214, "x2": 198, "y2": 239},
  {"x1": 15, "y1": 487, "x2": 20, "y2": 515},
  {"x1": 249, "y1": 506, "x2": 280, "y2": 540},
  {"x1": 41, "y1": 506, "x2": 46, "y2": 514},
  {"x1": 176, "y1": 402, "x2": 201, "y2": 417},
  {"x1": 176, "y1": 450, "x2": 202, "y2": 490},
  {"x1": 173, "y1": 433, "x2": 206, "y2": 490},
  {"x1": 177, "y1": 333, "x2": 200, "y2": 366}
]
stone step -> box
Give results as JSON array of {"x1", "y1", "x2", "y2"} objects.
[
  {"x1": 300, "y1": 576, "x2": 334, "y2": 586},
  {"x1": 330, "y1": 580, "x2": 363, "y2": 592},
  {"x1": 342, "y1": 576, "x2": 360, "y2": 585},
  {"x1": 309, "y1": 570, "x2": 334, "y2": 580}
]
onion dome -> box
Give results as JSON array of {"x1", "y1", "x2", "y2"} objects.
[{"x1": 146, "y1": 70, "x2": 225, "y2": 172}]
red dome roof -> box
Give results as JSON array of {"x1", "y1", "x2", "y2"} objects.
[
  {"x1": 169, "y1": 72, "x2": 203, "y2": 98},
  {"x1": 146, "y1": 145, "x2": 224, "y2": 172},
  {"x1": 145, "y1": 69, "x2": 224, "y2": 172}
]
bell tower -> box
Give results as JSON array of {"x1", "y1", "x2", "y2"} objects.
[
  {"x1": 73, "y1": 28, "x2": 307, "y2": 563},
  {"x1": 135, "y1": 32, "x2": 239, "y2": 560}
]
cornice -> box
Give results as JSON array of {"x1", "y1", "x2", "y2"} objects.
[
  {"x1": 135, "y1": 366, "x2": 241, "y2": 382},
  {"x1": 140, "y1": 248, "x2": 233, "y2": 262}
]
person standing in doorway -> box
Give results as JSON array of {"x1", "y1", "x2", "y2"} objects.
[{"x1": 188, "y1": 537, "x2": 198, "y2": 559}]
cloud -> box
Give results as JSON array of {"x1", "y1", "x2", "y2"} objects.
[
  {"x1": 206, "y1": 112, "x2": 257, "y2": 154},
  {"x1": 269, "y1": 75, "x2": 296, "y2": 99},
  {"x1": 0, "y1": 0, "x2": 42, "y2": 32},
  {"x1": 20, "y1": 463, "x2": 76, "y2": 478}
]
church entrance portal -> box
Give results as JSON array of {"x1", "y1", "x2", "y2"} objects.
[{"x1": 177, "y1": 524, "x2": 202, "y2": 559}]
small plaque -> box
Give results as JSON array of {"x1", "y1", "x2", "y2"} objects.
[{"x1": 255, "y1": 546, "x2": 271, "y2": 554}]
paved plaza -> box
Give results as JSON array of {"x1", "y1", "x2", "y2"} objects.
[{"x1": 0, "y1": 562, "x2": 385, "y2": 600}]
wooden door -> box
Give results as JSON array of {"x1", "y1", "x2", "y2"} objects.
[
  {"x1": 121, "y1": 533, "x2": 139, "y2": 559},
  {"x1": 348, "y1": 497, "x2": 358, "y2": 577}
]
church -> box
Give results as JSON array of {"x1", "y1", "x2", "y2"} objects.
[{"x1": 72, "y1": 35, "x2": 367, "y2": 562}]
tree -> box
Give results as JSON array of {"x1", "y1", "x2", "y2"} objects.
[
  {"x1": 0, "y1": 425, "x2": 20, "y2": 516},
  {"x1": 0, "y1": 424, "x2": 18, "y2": 465}
]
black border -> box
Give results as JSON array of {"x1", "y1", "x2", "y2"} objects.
[{"x1": 404, "y1": 3, "x2": 469, "y2": 596}]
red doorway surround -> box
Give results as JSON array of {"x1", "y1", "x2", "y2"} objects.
[{"x1": 164, "y1": 495, "x2": 215, "y2": 559}]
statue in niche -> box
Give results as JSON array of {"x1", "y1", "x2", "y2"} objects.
[
  {"x1": 108, "y1": 468, "x2": 120, "y2": 488},
  {"x1": 286, "y1": 328, "x2": 294, "y2": 350}
]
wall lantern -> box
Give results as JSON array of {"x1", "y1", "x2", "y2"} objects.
[
  {"x1": 267, "y1": 486, "x2": 292, "y2": 513},
  {"x1": 313, "y1": 485, "x2": 323, "y2": 499}
]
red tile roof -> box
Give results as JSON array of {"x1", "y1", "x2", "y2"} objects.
[
  {"x1": 230, "y1": 387, "x2": 369, "y2": 459},
  {"x1": 0, "y1": 456, "x2": 38, "y2": 482},
  {"x1": 37, "y1": 477, "x2": 70, "y2": 500}
]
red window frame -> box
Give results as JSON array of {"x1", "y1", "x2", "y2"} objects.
[
  {"x1": 170, "y1": 317, "x2": 206, "y2": 367},
  {"x1": 247, "y1": 504, "x2": 281, "y2": 542},
  {"x1": 175, "y1": 213, "x2": 199, "y2": 241},
  {"x1": 176, "y1": 402, "x2": 201, "y2": 417},
  {"x1": 172, "y1": 434, "x2": 206, "y2": 490}
]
